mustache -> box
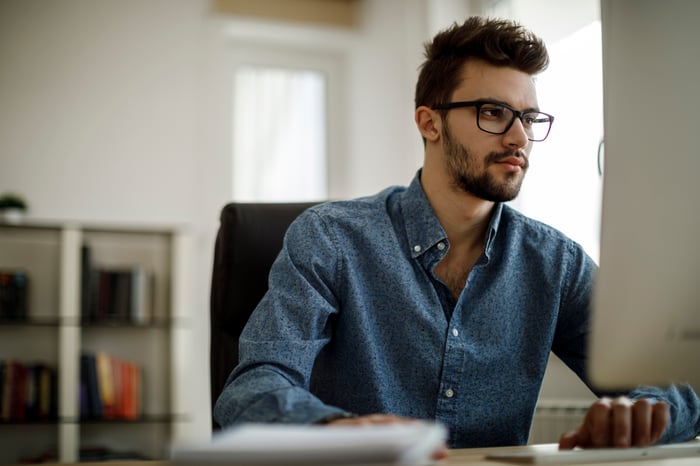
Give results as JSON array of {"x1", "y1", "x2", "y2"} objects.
[{"x1": 486, "y1": 150, "x2": 529, "y2": 170}]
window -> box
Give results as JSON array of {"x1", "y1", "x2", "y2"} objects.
[
  {"x1": 228, "y1": 34, "x2": 346, "y2": 203},
  {"x1": 232, "y1": 65, "x2": 327, "y2": 201},
  {"x1": 514, "y1": 21, "x2": 604, "y2": 261}
]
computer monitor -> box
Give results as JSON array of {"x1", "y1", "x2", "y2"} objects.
[{"x1": 588, "y1": 0, "x2": 700, "y2": 391}]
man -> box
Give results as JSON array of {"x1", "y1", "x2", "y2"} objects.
[{"x1": 214, "y1": 17, "x2": 700, "y2": 449}]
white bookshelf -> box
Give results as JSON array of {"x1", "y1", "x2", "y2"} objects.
[{"x1": 0, "y1": 219, "x2": 191, "y2": 464}]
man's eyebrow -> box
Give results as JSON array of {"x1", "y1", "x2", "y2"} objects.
[{"x1": 477, "y1": 97, "x2": 541, "y2": 113}]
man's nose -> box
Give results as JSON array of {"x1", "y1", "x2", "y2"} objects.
[{"x1": 503, "y1": 117, "x2": 530, "y2": 148}]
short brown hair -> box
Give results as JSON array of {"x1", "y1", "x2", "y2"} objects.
[{"x1": 415, "y1": 17, "x2": 549, "y2": 110}]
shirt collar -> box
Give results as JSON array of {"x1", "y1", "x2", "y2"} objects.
[
  {"x1": 485, "y1": 202, "x2": 503, "y2": 258},
  {"x1": 400, "y1": 170, "x2": 504, "y2": 259}
]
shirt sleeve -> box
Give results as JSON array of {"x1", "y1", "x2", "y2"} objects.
[
  {"x1": 628, "y1": 384, "x2": 700, "y2": 444},
  {"x1": 213, "y1": 209, "x2": 355, "y2": 427},
  {"x1": 550, "y1": 239, "x2": 595, "y2": 382}
]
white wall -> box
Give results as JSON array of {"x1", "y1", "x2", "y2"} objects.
[{"x1": 0, "y1": 0, "x2": 207, "y2": 224}]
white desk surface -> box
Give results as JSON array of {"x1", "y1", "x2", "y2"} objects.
[
  {"x1": 448, "y1": 443, "x2": 700, "y2": 465},
  {"x1": 44, "y1": 444, "x2": 700, "y2": 466}
]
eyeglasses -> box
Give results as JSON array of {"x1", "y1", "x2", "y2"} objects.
[{"x1": 432, "y1": 100, "x2": 555, "y2": 142}]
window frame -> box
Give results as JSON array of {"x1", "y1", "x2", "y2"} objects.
[{"x1": 228, "y1": 42, "x2": 347, "y2": 202}]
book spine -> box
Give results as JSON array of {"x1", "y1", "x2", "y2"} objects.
[
  {"x1": 81, "y1": 244, "x2": 93, "y2": 322},
  {"x1": 25, "y1": 364, "x2": 37, "y2": 420},
  {"x1": 0, "y1": 270, "x2": 29, "y2": 321},
  {"x1": 80, "y1": 354, "x2": 102, "y2": 419},
  {"x1": 130, "y1": 267, "x2": 151, "y2": 324},
  {"x1": 95, "y1": 352, "x2": 116, "y2": 419},
  {"x1": 1, "y1": 360, "x2": 14, "y2": 421}
]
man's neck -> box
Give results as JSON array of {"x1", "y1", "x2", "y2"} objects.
[
  {"x1": 421, "y1": 170, "x2": 494, "y2": 251},
  {"x1": 421, "y1": 171, "x2": 495, "y2": 300}
]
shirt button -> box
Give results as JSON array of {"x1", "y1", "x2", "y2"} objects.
[
  {"x1": 445, "y1": 389, "x2": 455, "y2": 398},
  {"x1": 452, "y1": 328, "x2": 459, "y2": 337},
  {"x1": 413, "y1": 245, "x2": 422, "y2": 253},
  {"x1": 437, "y1": 242, "x2": 446, "y2": 251}
]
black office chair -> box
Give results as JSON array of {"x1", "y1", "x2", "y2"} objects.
[{"x1": 209, "y1": 202, "x2": 319, "y2": 428}]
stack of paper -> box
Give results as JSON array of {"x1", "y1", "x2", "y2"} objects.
[{"x1": 172, "y1": 421, "x2": 447, "y2": 465}]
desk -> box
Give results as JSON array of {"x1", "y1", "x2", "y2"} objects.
[
  {"x1": 46, "y1": 446, "x2": 700, "y2": 466},
  {"x1": 448, "y1": 444, "x2": 700, "y2": 465}
]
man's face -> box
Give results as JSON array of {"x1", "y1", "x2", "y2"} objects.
[{"x1": 441, "y1": 60, "x2": 539, "y2": 202}]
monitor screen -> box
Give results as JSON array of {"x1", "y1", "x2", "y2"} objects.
[{"x1": 588, "y1": 0, "x2": 700, "y2": 391}]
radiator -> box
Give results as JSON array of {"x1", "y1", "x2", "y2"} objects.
[{"x1": 529, "y1": 400, "x2": 591, "y2": 444}]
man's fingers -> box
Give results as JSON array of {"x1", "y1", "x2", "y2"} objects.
[
  {"x1": 558, "y1": 430, "x2": 581, "y2": 450},
  {"x1": 611, "y1": 397, "x2": 633, "y2": 447},
  {"x1": 587, "y1": 398, "x2": 613, "y2": 447},
  {"x1": 650, "y1": 401, "x2": 670, "y2": 444},
  {"x1": 559, "y1": 397, "x2": 670, "y2": 450},
  {"x1": 631, "y1": 398, "x2": 652, "y2": 446},
  {"x1": 433, "y1": 444, "x2": 449, "y2": 461}
]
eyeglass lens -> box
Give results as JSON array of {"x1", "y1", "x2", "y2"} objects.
[{"x1": 477, "y1": 103, "x2": 552, "y2": 141}]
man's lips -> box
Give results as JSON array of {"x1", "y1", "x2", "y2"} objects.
[{"x1": 495, "y1": 156, "x2": 526, "y2": 169}]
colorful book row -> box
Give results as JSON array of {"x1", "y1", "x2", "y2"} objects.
[
  {"x1": 0, "y1": 360, "x2": 57, "y2": 422},
  {"x1": 80, "y1": 352, "x2": 141, "y2": 420}
]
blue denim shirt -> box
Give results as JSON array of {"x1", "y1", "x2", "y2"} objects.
[{"x1": 214, "y1": 172, "x2": 700, "y2": 447}]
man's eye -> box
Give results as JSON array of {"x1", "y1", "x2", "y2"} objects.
[
  {"x1": 480, "y1": 106, "x2": 507, "y2": 119},
  {"x1": 524, "y1": 114, "x2": 549, "y2": 125}
]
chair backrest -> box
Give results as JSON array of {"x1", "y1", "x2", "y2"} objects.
[{"x1": 209, "y1": 202, "x2": 318, "y2": 425}]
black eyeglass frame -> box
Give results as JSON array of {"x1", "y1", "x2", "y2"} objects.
[{"x1": 432, "y1": 100, "x2": 555, "y2": 142}]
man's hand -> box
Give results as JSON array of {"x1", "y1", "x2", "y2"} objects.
[
  {"x1": 559, "y1": 397, "x2": 670, "y2": 449},
  {"x1": 327, "y1": 414, "x2": 449, "y2": 460}
]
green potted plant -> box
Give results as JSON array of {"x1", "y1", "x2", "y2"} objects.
[{"x1": 0, "y1": 193, "x2": 28, "y2": 224}]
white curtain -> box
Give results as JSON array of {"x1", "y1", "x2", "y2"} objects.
[{"x1": 232, "y1": 65, "x2": 327, "y2": 202}]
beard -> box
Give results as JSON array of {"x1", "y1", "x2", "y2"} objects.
[{"x1": 442, "y1": 125, "x2": 528, "y2": 202}]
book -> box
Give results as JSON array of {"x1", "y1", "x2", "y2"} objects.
[
  {"x1": 80, "y1": 353, "x2": 102, "y2": 419},
  {"x1": 95, "y1": 352, "x2": 116, "y2": 419},
  {"x1": 0, "y1": 270, "x2": 29, "y2": 320},
  {"x1": 0, "y1": 360, "x2": 56, "y2": 422},
  {"x1": 0, "y1": 361, "x2": 4, "y2": 419},
  {"x1": 112, "y1": 356, "x2": 141, "y2": 420},
  {"x1": 10, "y1": 362, "x2": 27, "y2": 420},
  {"x1": 38, "y1": 364, "x2": 57, "y2": 420},
  {"x1": 80, "y1": 352, "x2": 141, "y2": 420},
  {"x1": 123, "y1": 360, "x2": 141, "y2": 420},
  {"x1": 130, "y1": 266, "x2": 152, "y2": 324},
  {"x1": 81, "y1": 245, "x2": 93, "y2": 321},
  {"x1": 25, "y1": 364, "x2": 37, "y2": 420},
  {"x1": 109, "y1": 271, "x2": 126, "y2": 321},
  {"x1": 1, "y1": 360, "x2": 14, "y2": 421},
  {"x1": 79, "y1": 246, "x2": 153, "y2": 324}
]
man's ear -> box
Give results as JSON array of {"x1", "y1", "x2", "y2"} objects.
[{"x1": 415, "y1": 106, "x2": 442, "y2": 143}]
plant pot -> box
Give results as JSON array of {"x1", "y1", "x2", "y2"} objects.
[{"x1": 0, "y1": 208, "x2": 26, "y2": 224}]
